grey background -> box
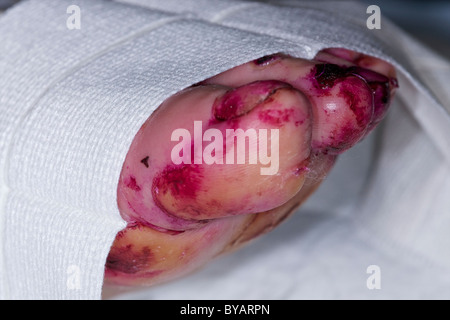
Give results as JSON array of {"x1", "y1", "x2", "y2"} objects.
[{"x1": 361, "y1": 0, "x2": 450, "y2": 59}]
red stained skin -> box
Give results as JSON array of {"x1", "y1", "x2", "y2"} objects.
[
  {"x1": 314, "y1": 63, "x2": 393, "y2": 128},
  {"x1": 152, "y1": 164, "x2": 204, "y2": 216},
  {"x1": 316, "y1": 122, "x2": 362, "y2": 154},
  {"x1": 346, "y1": 66, "x2": 393, "y2": 128},
  {"x1": 338, "y1": 80, "x2": 371, "y2": 128},
  {"x1": 125, "y1": 176, "x2": 141, "y2": 192},
  {"x1": 258, "y1": 107, "x2": 296, "y2": 127},
  {"x1": 153, "y1": 164, "x2": 203, "y2": 199},
  {"x1": 308, "y1": 63, "x2": 394, "y2": 153},
  {"x1": 213, "y1": 80, "x2": 291, "y2": 120}
]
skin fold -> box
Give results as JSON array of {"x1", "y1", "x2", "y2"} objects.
[{"x1": 104, "y1": 48, "x2": 398, "y2": 287}]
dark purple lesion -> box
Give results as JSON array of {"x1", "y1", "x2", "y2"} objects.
[
  {"x1": 314, "y1": 63, "x2": 348, "y2": 89},
  {"x1": 253, "y1": 54, "x2": 281, "y2": 66},
  {"x1": 105, "y1": 244, "x2": 153, "y2": 274},
  {"x1": 313, "y1": 63, "x2": 394, "y2": 105}
]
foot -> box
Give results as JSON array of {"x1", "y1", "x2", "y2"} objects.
[{"x1": 104, "y1": 48, "x2": 398, "y2": 287}]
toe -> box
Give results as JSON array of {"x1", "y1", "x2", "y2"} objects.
[
  {"x1": 110, "y1": 50, "x2": 398, "y2": 286},
  {"x1": 139, "y1": 81, "x2": 313, "y2": 222}
]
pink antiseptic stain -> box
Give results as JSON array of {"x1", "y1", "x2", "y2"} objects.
[
  {"x1": 153, "y1": 164, "x2": 203, "y2": 199},
  {"x1": 310, "y1": 62, "x2": 397, "y2": 153},
  {"x1": 312, "y1": 121, "x2": 362, "y2": 154},
  {"x1": 258, "y1": 107, "x2": 297, "y2": 127},
  {"x1": 151, "y1": 163, "x2": 205, "y2": 217},
  {"x1": 338, "y1": 81, "x2": 371, "y2": 128}
]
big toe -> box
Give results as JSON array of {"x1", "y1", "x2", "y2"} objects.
[{"x1": 119, "y1": 80, "x2": 314, "y2": 224}]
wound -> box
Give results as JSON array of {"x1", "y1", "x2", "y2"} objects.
[
  {"x1": 126, "y1": 176, "x2": 141, "y2": 192},
  {"x1": 314, "y1": 63, "x2": 348, "y2": 89},
  {"x1": 293, "y1": 159, "x2": 310, "y2": 176}
]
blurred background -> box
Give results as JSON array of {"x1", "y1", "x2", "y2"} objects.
[
  {"x1": 360, "y1": 0, "x2": 450, "y2": 59},
  {"x1": 1, "y1": 0, "x2": 449, "y2": 60}
]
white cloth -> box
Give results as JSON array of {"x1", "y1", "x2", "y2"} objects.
[{"x1": 0, "y1": 0, "x2": 449, "y2": 300}]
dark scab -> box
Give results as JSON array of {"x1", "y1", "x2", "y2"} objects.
[
  {"x1": 314, "y1": 63, "x2": 347, "y2": 89},
  {"x1": 140, "y1": 156, "x2": 150, "y2": 168},
  {"x1": 253, "y1": 54, "x2": 280, "y2": 66}
]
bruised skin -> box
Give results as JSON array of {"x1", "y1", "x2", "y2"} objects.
[{"x1": 105, "y1": 48, "x2": 398, "y2": 287}]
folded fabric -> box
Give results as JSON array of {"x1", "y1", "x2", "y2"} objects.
[{"x1": 0, "y1": 0, "x2": 448, "y2": 300}]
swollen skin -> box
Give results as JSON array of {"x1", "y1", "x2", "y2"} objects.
[{"x1": 104, "y1": 48, "x2": 398, "y2": 287}]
